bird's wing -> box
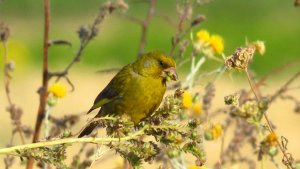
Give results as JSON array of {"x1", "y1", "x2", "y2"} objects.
[{"x1": 87, "y1": 64, "x2": 133, "y2": 114}]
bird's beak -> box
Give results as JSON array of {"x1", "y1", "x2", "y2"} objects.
[{"x1": 162, "y1": 67, "x2": 178, "y2": 81}]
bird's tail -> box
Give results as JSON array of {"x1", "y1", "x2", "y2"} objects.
[{"x1": 78, "y1": 121, "x2": 99, "y2": 138}]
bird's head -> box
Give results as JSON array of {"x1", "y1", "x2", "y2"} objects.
[{"x1": 133, "y1": 51, "x2": 178, "y2": 81}]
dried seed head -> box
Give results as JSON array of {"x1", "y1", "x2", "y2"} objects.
[
  {"x1": 239, "y1": 100, "x2": 259, "y2": 117},
  {"x1": 225, "y1": 47, "x2": 255, "y2": 70},
  {"x1": 191, "y1": 15, "x2": 206, "y2": 27},
  {"x1": 224, "y1": 93, "x2": 239, "y2": 106},
  {"x1": 0, "y1": 22, "x2": 10, "y2": 42},
  {"x1": 77, "y1": 26, "x2": 90, "y2": 41},
  {"x1": 174, "y1": 88, "x2": 184, "y2": 98}
]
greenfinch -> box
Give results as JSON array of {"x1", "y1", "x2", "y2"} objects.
[{"x1": 78, "y1": 51, "x2": 177, "y2": 137}]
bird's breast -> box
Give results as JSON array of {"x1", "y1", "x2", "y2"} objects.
[{"x1": 121, "y1": 76, "x2": 166, "y2": 124}]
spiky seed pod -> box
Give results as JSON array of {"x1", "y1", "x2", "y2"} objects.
[{"x1": 225, "y1": 47, "x2": 255, "y2": 70}]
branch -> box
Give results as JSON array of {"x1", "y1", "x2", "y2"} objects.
[
  {"x1": 48, "y1": 0, "x2": 128, "y2": 88},
  {"x1": 169, "y1": 0, "x2": 192, "y2": 57},
  {"x1": 109, "y1": 0, "x2": 157, "y2": 57},
  {"x1": 0, "y1": 125, "x2": 149, "y2": 156},
  {"x1": 269, "y1": 70, "x2": 300, "y2": 103},
  {"x1": 27, "y1": 0, "x2": 51, "y2": 168},
  {"x1": 253, "y1": 59, "x2": 300, "y2": 93}
]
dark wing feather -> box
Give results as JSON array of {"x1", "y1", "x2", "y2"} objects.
[{"x1": 87, "y1": 64, "x2": 133, "y2": 113}]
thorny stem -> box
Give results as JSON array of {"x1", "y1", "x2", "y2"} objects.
[
  {"x1": 0, "y1": 125, "x2": 150, "y2": 156},
  {"x1": 0, "y1": 123, "x2": 187, "y2": 157},
  {"x1": 27, "y1": 0, "x2": 51, "y2": 168},
  {"x1": 245, "y1": 68, "x2": 296, "y2": 169},
  {"x1": 151, "y1": 125, "x2": 188, "y2": 131},
  {"x1": 2, "y1": 39, "x2": 25, "y2": 145}
]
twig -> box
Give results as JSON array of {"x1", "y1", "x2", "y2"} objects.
[
  {"x1": 48, "y1": 0, "x2": 127, "y2": 89},
  {"x1": 252, "y1": 59, "x2": 300, "y2": 94},
  {"x1": 154, "y1": 12, "x2": 177, "y2": 27},
  {"x1": 1, "y1": 26, "x2": 25, "y2": 145},
  {"x1": 116, "y1": 0, "x2": 156, "y2": 57},
  {"x1": 116, "y1": 12, "x2": 143, "y2": 25},
  {"x1": 137, "y1": 0, "x2": 156, "y2": 57},
  {"x1": 245, "y1": 68, "x2": 299, "y2": 169},
  {"x1": 269, "y1": 70, "x2": 300, "y2": 103},
  {"x1": 169, "y1": 0, "x2": 197, "y2": 57},
  {"x1": 27, "y1": 0, "x2": 51, "y2": 168},
  {"x1": 169, "y1": 25, "x2": 191, "y2": 57},
  {"x1": 245, "y1": 69, "x2": 259, "y2": 101},
  {"x1": 3, "y1": 40, "x2": 12, "y2": 105}
]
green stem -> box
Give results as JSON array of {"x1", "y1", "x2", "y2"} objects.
[
  {"x1": 0, "y1": 125, "x2": 149, "y2": 156},
  {"x1": 184, "y1": 56, "x2": 206, "y2": 91}
]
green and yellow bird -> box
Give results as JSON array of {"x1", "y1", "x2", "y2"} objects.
[{"x1": 78, "y1": 51, "x2": 177, "y2": 137}]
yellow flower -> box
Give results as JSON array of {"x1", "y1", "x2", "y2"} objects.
[
  {"x1": 196, "y1": 29, "x2": 210, "y2": 43},
  {"x1": 182, "y1": 91, "x2": 193, "y2": 109},
  {"x1": 188, "y1": 165, "x2": 208, "y2": 169},
  {"x1": 209, "y1": 35, "x2": 224, "y2": 54},
  {"x1": 266, "y1": 132, "x2": 278, "y2": 146},
  {"x1": 211, "y1": 123, "x2": 223, "y2": 139},
  {"x1": 48, "y1": 83, "x2": 67, "y2": 98},
  {"x1": 192, "y1": 103, "x2": 202, "y2": 116}
]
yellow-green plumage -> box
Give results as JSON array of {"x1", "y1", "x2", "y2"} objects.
[{"x1": 79, "y1": 51, "x2": 177, "y2": 137}]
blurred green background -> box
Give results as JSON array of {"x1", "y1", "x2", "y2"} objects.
[{"x1": 0, "y1": 0, "x2": 299, "y2": 75}]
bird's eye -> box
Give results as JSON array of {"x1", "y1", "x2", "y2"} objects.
[{"x1": 159, "y1": 61, "x2": 164, "y2": 67}]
